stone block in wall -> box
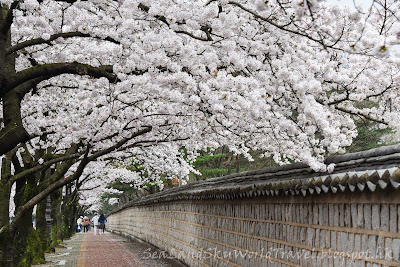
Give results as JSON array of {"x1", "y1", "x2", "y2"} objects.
[
  {"x1": 361, "y1": 234, "x2": 368, "y2": 255},
  {"x1": 350, "y1": 204, "x2": 358, "y2": 228},
  {"x1": 393, "y1": 238, "x2": 400, "y2": 263},
  {"x1": 321, "y1": 254, "x2": 328, "y2": 267},
  {"x1": 315, "y1": 228, "x2": 320, "y2": 248},
  {"x1": 269, "y1": 204, "x2": 274, "y2": 220},
  {"x1": 288, "y1": 225, "x2": 293, "y2": 243},
  {"x1": 380, "y1": 204, "x2": 389, "y2": 231},
  {"x1": 357, "y1": 204, "x2": 364, "y2": 228},
  {"x1": 282, "y1": 224, "x2": 287, "y2": 242},
  {"x1": 339, "y1": 204, "x2": 345, "y2": 227},
  {"x1": 376, "y1": 236, "x2": 384, "y2": 259},
  {"x1": 278, "y1": 204, "x2": 282, "y2": 221},
  {"x1": 311, "y1": 250, "x2": 317, "y2": 266},
  {"x1": 319, "y1": 204, "x2": 326, "y2": 226},
  {"x1": 329, "y1": 204, "x2": 335, "y2": 226},
  {"x1": 254, "y1": 204, "x2": 260, "y2": 220},
  {"x1": 294, "y1": 204, "x2": 298, "y2": 224},
  {"x1": 308, "y1": 204, "x2": 313, "y2": 224},
  {"x1": 277, "y1": 224, "x2": 283, "y2": 240},
  {"x1": 334, "y1": 204, "x2": 340, "y2": 226},
  {"x1": 384, "y1": 237, "x2": 392, "y2": 262},
  {"x1": 337, "y1": 231, "x2": 342, "y2": 252},
  {"x1": 264, "y1": 204, "x2": 269, "y2": 220},
  {"x1": 300, "y1": 227, "x2": 306, "y2": 243},
  {"x1": 348, "y1": 233, "x2": 354, "y2": 254},
  {"x1": 364, "y1": 204, "x2": 372, "y2": 230},
  {"x1": 313, "y1": 205, "x2": 319, "y2": 225},
  {"x1": 371, "y1": 204, "x2": 380, "y2": 230},
  {"x1": 398, "y1": 205, "x2": 400, "y2": 234},
  {"x1": 319, "y1": 229, "x2": 325, "y2": 249},
  {"x1": 285, "y1": 204, "x2": 291, "y2": 222},
  {"x1": 368, "y1": 235, "x2": 376, "y2": 258},
  {"x1": 331, "y1": 231, "x2": 337, "y2": 251},
  {"x1": 333, "y1": 254, "x2": 339, "y2": 267},
  {"x1": 306, "y1": 227, "x2": 314, "y2": 247},
  {"x1": 344, "y1": 204, "x2": 351, "y2": 228},
  {"x1": 325, "y1": 230, "x2": 330, "y2": 249},
  {"x1": 318, "y1": 252, "x2": 325, "y2": 266},
  {"x1": 270, "y1": 223, "x2": 275, "y2": 239},
  {"x1": 265, "y1": 222, "x2": 270, "y2": 238},
  {"x1": 300, "y1": 204, "x2": 306, "y2": 225},
  {"x1": 389, "y1": 204, "x2": 397, "y2": 232},
  {"x1": 340, "y1": 232, "x2": 347, "y2": 252},
  {"x1": 291, "y1": 226, "x2": 299, "y2": 243}
]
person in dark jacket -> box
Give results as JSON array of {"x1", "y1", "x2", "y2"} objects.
[{"x1": 98, "y1": 214, "x2": 107, "y2": 234}]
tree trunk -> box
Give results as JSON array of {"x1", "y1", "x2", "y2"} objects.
[
  {"x1": 235, "y1": 154, "x2": 240, "y2": 173},
  {"x1": 0, "y1": 181, "x2": 14, "y2": 267},
  {"x1": 0, "y1": 181, "x2": 12, "y2": 267},
  {"x1": 13, "y1": 208, "x2": 34, "y2": 266},
  {"x1": 13, "y1": 174, "x2": 44, "y2": 266},
  {"x1": 36, "y1": 197, "x2": 50, "y2": 252},
  {"x1": 61, "y1": 185, "x2": 75, "y2": 239},
  {"x1": 0, "y1": 4, "x2": 29, "y2": 156},
  {"x1": 36, "y1": 167, "x2": 52, "y2": 253},
  {"x1": 50, "y1": 188, "x2": 63, "y2": 246}
]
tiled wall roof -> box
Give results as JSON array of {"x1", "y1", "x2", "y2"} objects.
[{"x1": 115, "y1": 144, "x2": 400, "y2": 210}]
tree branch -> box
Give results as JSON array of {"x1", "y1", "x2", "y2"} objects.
[
  {"x1": 228, "y1": 1, "x2": 334, "y2": 49},
  {"x1": 88, "y1": 126, "x2": 152, "y2": 161},
  {"x1": 5, "y1": 31, "x2": 120, "y2": 55},
  {"x1": 138, "y1": 3, "x2": 213, "y2": 41},
  {"x1": 335, "y1": 105, "x2": 389, "y2": 125},
  {"x1": 5, "y1": 62, "x2": 118, "y2": 92},
  {"x1": 10, "y1": 152, "x2": 82, "y2": 184}
]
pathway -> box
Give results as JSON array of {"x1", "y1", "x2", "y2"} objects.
[{"x1": 33, "y1": 231, "x2": 186, "y2": 267}]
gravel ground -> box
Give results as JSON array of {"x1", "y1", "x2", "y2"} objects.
[{"x1": 33, "y1": 231, "x2": 187, "y2": 267}]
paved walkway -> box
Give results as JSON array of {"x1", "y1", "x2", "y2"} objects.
[{"x1": 33, "y1": 231, "x2": 186, "y2": 267}]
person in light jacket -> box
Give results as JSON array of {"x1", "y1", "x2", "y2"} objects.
[
  {"x1": 76, "y1": 216, "x2": 83, "y2": 233},
  {"x1": 92, "y1": 213, "x2": 100, "y2": 235}
]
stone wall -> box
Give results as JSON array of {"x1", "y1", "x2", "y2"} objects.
[{"x1": 108, "y1": 191, "x2": 400, "y2": 267}]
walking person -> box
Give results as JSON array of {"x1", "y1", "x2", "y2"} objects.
[
  {"x1": 83, "y1": 215, "x2": 90, "y2": 232},
  {"x1": 92, "y1": 213, "x2": 100, "y2": 235},
  {"x1": 99, "y1": 214, "x2": 107, "y2": 234},
  {"x1": 76, "y1": 216, "x2": 83, "y2": 233}
]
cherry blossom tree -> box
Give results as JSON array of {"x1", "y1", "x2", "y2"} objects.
[
  {"x1": 0, "y1": 0, "x2": 399, "y2": 265},
  {"x1": 78, "y1": 145, "x2": 198, "y2": 211}
]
